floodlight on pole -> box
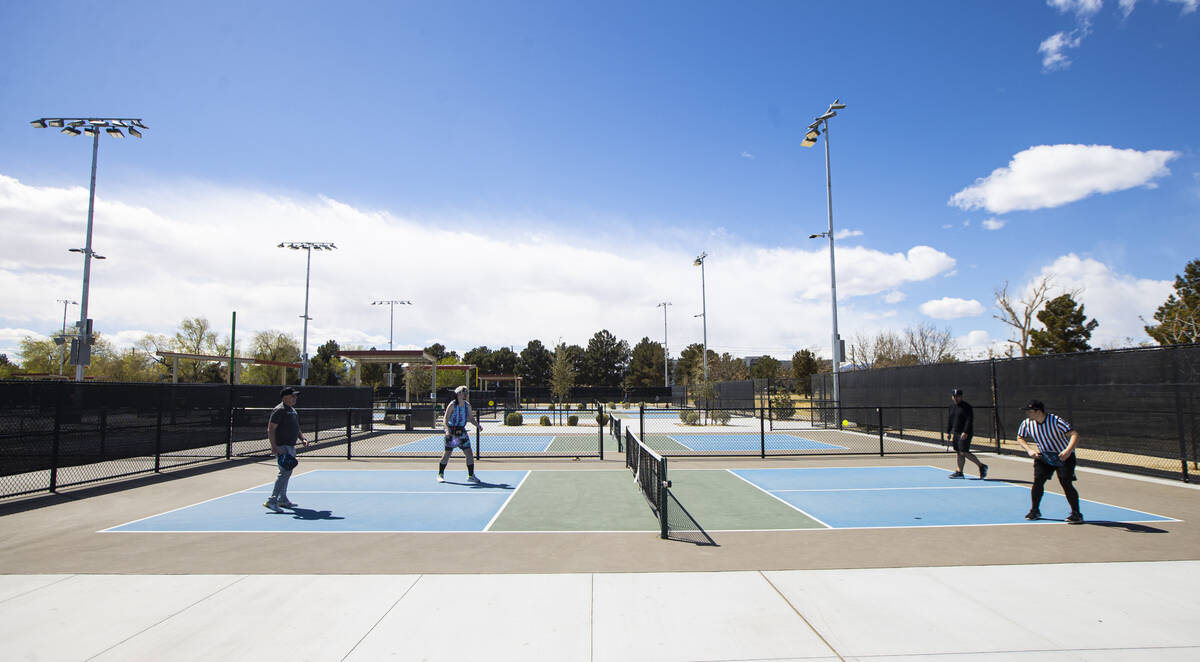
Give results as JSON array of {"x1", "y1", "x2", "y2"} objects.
[
  {"x1": 693, "y1": 252, "x2": 708, "y2": 382},
  {"x1": 278, "y1": 241, "x2": 337, "y2": 385},
  {"x1": 31, "y1": 116, "x2": 147, "y2": 381},
  {"x1": 801, "y1": 99, "x2": 846, "y2": 419},
  {"x1": 372, "y1": 299, "x2": 413, "y2": 387},
  {"x1": 656, "y1": 302, "x2": 672, "y2": 387}
]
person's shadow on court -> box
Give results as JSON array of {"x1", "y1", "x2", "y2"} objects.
[
  {"x1": 442, "y1": 479, "x2": 515, "y2": 490},
  {"x1": 285, "y1": 507, "x2": 344, "y2": 521}
]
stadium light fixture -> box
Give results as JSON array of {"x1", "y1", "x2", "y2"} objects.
[
  {"x1": 31, "y1": 116, "x2": 147, "y2": 381},
  {"x1": 801, "y1": 99, "x2": 846, "y2": 417},
  {"x1": 279, "y1": 241, "x2": 338, "y2": 385},
  {"x1": 372, "y1": 299, "x2": 413, "y2": 387},
  {"x1": 693, "y1": 252, "x2": 708, "y2": 382}
]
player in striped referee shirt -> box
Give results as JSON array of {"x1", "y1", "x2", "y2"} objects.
[{"x1": 1016, "y1": 399, "x2": 1084, "y2": 524}]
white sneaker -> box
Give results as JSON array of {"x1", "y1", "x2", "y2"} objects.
[
  {"x1": 263, "y1": 500, "x2": 282, "y2": 513},
  {"x1": 436, "y1": 475, "x2": 445, "y2": 483}
]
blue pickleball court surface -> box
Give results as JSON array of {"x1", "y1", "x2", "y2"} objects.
[
  {"x1": 103, "y1": 470, "x2": 528, "y2": 533},
  {"x1": 730, "y1": 466, "x2": 1176, "y2": 528},
  {"x1": 669, "y1": 432, "x2": 846, "y2": 452},
  {"x1": 385, "y1": 435, "x2": 554, "y2": 453}
]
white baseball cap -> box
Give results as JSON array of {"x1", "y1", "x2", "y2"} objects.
[{"x1": 454, "y1": 385, "x2": 468, "y2": 393}]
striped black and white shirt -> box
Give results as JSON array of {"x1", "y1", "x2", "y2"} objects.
[{"x1": 1017, "y1": 413, "x2": 1074, "y2": 453}]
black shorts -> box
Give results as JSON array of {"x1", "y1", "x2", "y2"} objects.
[
  {"x1": 952, "y1": 434, "x2": 973, "y2": 452},
  {"x1": 1034, "y1": 452, "x2": 1077, "y2": 482},
  {"x1": 444, "y1": 431, "x2": 472, "y2": 451}
]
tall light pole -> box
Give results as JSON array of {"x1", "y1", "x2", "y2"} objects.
[
  {"x1": 31, "y1": 117, "x2": 146, "y2": 381},
  {"x1": 278, "y1": 242, "x2": 337, "y2": 385},
  {"x1": 802, "y1": 99, "x2": 847, "y2": 414},
  {"x1": 371, "y1": 299, "x2": 412, "y2": 387},
  {"x1": 693, "y1": 252, "x2": 708, "y2": 382},
  {"x1": 55, "y1": 299, "x2": 79, "y2": 376},
  {"x1": 656, "y1": 302, "x2": 672, "y2": 386}
]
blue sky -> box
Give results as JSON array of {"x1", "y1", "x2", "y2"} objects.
[{"x1": 1, "y1": 0, "x2": 1197, "y2": 365}]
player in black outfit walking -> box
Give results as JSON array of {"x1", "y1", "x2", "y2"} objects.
[{"x1": 947, "y1": 388, "x2": 987, "y2": 479}]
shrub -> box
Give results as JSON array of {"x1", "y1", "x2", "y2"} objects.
[
  {"x1": 596, "y1": 412, "x2": 609, "y2": 425},
  {"x1": 711, "y1": 410, "x2": 731, "y2": 425},
  {"x1": 577, "y1": 403, "x2": 587, "y2": 410},
  {"x1": 539, "y1": 415, "x2": 551, "y2": 426},
  {"x1": 548, "y1": 403, "x2": 555, "y2": 410},
  {"x1": 505, "y1": 412, "x2": 523, "y2": 426},
  {"x1": 680, "y1": 410, "x2": 700, "y2": 425},
  {"x1": 567, "y1": 414, "x2": 578, "y2": 426},
  {"x1": 770, "y1": 394, "x2": 795, "y2": 420}
]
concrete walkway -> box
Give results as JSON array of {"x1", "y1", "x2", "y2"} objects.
[{"x1": 3, "y1": 561, "x2": 1199, "y2": 661}]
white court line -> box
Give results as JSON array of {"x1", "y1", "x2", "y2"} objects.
[
  {"x1": 770, "y1": 484, "x2": 1017, "y2": 493},
  {"x1": 724, "y1": 469, "x2": 833, "y2": 529},
  {"x1": 482, "y1": 471, "x2": 532, "y2": 531}
]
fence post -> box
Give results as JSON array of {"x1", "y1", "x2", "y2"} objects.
[
  {"x1": 154, "y1": 389, "x2": 163, "y2": 473},
  {"x1": 878, "y1": 407, "x2": 885, "y2": 456},
  {"x1": 639, "y1": 403, "x2": 645, "y2": 445},
  {"x1": 597, "y1": 402, "x2": 604, "y2": 461},
  {"x1": 475, "y1": 411, "x2": 482, "y2": 460},
  {"x1": 1176, "y1": 384, "x2": 1190, "y2": 483},
  {"x1": 50, "y1": 382, "x2": 62, "y2": 493},
  {"x1": 347, "y1": 409, "x2": 354, "y2": 460},
  {"x1": 225, "y1": 383, "x2": 234, "y2": 460},
  {"x1": 990, "y1": 358, "x2": 1001, "y2": 453},
  {"x1": 760, "y1": 404, "x2": 766, "y2": 459}
]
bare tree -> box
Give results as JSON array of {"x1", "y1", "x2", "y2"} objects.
[
  {"x1": 848, "y1": 330, "x2": 910, "y2": 368},
  {"x1": 904, "y1": 322, "x2": 958, "y2": 364},
  {"x1": 993, "y1": 276, "x2": 1078, "y2": 357}
]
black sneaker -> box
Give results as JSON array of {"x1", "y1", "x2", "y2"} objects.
[
  {"x1": 1025, "y1": 509, "x2": 1041, "y2": 520},
  {"x1": 979, "y1": 464, "x2": 989, "y2": 480},
  {"x1": 1066, "y1": 512, "x2": 1084, "y2": 524},
  {"x1": 948, "y1": 471, "x2": 965, "y2": 479}
]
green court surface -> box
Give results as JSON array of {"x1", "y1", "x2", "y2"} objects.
[
  {"x1": 488, "y1": 469, "x2": 825, "y2": 532},
  {"x1": 489, "y1": 470, "x2": 657, "y2": 531},
  {"x1": 667, "y1": 470, "x2": 825, "y2": 530}
]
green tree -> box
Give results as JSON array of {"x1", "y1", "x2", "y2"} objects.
[
  {"x1": 18, "y1": 336, "x2": 60, "y2": 375},
  {"x1": 173, "y1": 317, "x2": 220, "y2": 382},
  {"x1": 425, "y1": 343, "x2": 448, "y2": 361},
  {"x1": 673, "y1": 343, "x2": 706, "y2": 385},
  {"x1": 749, "y1": 355, "x2": 781, "y2": 380},
  {"x1": 710, "y1": 352, "x2": 748, "y2": 381},
  {"x1": 241, "y1": 330, "x2": 301, "y2": 384},
  {"x1": 308, "y1": 340, "x2": 345, "y2": 386},
  {"x1": 624, "y1": 337, "x2": 665, "y2": 387},
  {"x1": 1029, "y1": 294, "x2": 1098, "y2": 355},
  {"x1": 435, "y1": 356, "x2": 467, "y2": 389},
  {"x1": 463, "y1": 346, "x2": 494, "y2": 375},
  {"x1": 791, "y1": 349, "x2": 820, "y2": 396},
  {"x1": 491, "y1": 347, "x2": 518, "y2": 375},
  {"x1": 517, "y1": 339, "x2": 553, "y2": 387},
  {"x1": 0, "y1": 354, "x2": 15, "y2": 379},
  {"x1": 1144, "y1": 258, "x2": 1200, "y2": 345},
  {"x1": 580, "y1": 330, "x2": 630, "y2": 387},
  {"x1": 550, "y1": 343, "x2": 576, "y2": 405}
]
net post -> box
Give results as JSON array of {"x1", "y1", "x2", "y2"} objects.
[
  {"x1": 347, "y1": 409, "x2": 353, "y2": 460},
  {"x1": 597, "y1": 401, "x2": 604, "y2": 461},
  {"x1": 224, "y1": 384, "x2": 233, "y2": 460},
  {"x1": 659, "y1": 455, "x2": 669, "y2": 539}
]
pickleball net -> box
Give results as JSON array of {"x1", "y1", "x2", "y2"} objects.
[{"x1": 624, "y1": 427, "x2": 713, "y2": 544}]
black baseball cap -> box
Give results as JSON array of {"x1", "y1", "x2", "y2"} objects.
[
  {"x1": 951, "y1": 388, "x2": 963, "y2": 396},
  {"x1": 1022, "y1": 399, "x2": 1044, "y2": 411},
  {"x1": 280, "y1": 387, "x2": 301, "y2": 397}
]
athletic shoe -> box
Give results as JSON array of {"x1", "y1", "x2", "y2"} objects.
[
  {"x1": 979, "y1": 464, "x2": 989, "y2": 479},
  {"x1": 1066, "y1": 512, "x2": 1084, "y2": 524},
  {"x1": 467, "y1": 475, "x2": 480, "y2": 483},
  {"x1": 263, "y1": 500, "x2": 282, "y2": 513},
  {"x1": 277, "y1": 499, "x2": 298, "y2": 508},
  {"x1": 1025, "y1": 509, "x2": 1041, "y2": 520},
  {"x1": 436, "y1": 475, "x2": 445, "y2": 483},
  {"x1": 948, "y1": 471, "x2": 965, "y2": 479}
]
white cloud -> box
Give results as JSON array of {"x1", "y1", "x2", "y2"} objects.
[
  {"x1": 1039, "y1": 30, "x2": 1085, "y2": 71},
  {"x1": 834, "y1": 229, "x2": 863, "y2": 240},
  {"x1": 1031, "y1": 254, "x2": 1173, "y2": 346},
  {"x1": 884, "y1": 291, "x2": 907, "y2": 304},
  {"x1": 982, "y1": 218, "x2": 1006, "y2": 230},
  {"x1": 919, "y1": 297, "x2": 985, "y2": 320},
  {"x1": 941, "y1": 224, "x2": 953, "y2": 230},
  {"x1": 1119, "y1": 0, "x2": 1138, "y2": 17},
  {"x1": 955, "y1": 330, "x2": 1003, "y2": 360},
  {"x1": 0, "y1": 174, "x2": 959, "y2": 361},
  {"x1": 949, "y1": 144, "x2": 1178, "y2": 214},
  {"x1": 740, "y1": 151, "x2": 755, "y2": 159}
]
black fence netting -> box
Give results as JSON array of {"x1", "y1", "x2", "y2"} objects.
[
  {"x1": 811, "y1": 343, "x2": 1200, "y2": 481},
  {"x1": 0, "y1": 381, "x2": 373, "y2": 498}
]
